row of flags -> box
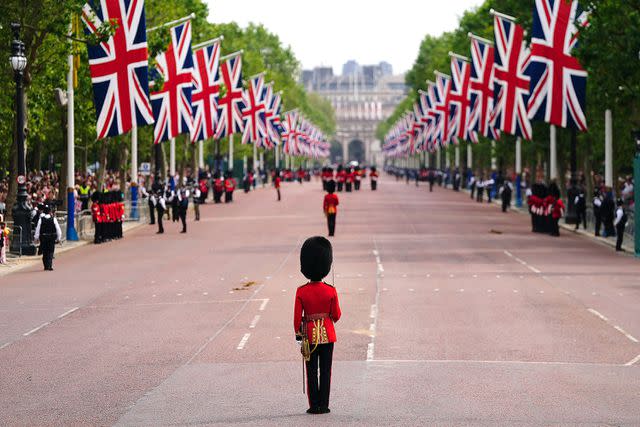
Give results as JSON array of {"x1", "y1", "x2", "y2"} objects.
[
  {"x1": 384, "y1": 0, "x2": 588, "y2": 158},
  {"x1": 80, "y1": 0, "x2": 328, "y2": 158}
]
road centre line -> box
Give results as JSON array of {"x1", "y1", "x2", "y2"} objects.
[
  {"x1": 57, "y1": 307, "x2": 79, "y2": 319},
  {"x1": 625, "y1": 354, "x2": 640, "y2": 366},
  {"x1": 368, "y1": 241, "x2": 383, "y2": 362},
  {"x1": 186, "y1": 237, "x2": 299, "y2": 364},
  {"x1": 587, "y1": 308, "x2": 638, "y2": 343},
  {"x1": 0, "y1": 342, "x2": 11, "y2": 350},
  {"x1": 258, "y1": 298, "x2": 270, "y2": 311},
  {"x1": 504, "y1": 250, "x2": 541, "y2": 273},
  {"x1": 23, "y1": 322, "x2": 50, "y2": 337},
  {"x1": 236, "y1": 333, "x2": 251, "y2": 350},
  {"x1": 249, "y1": 315, "x2": 261, "y2": 329}
]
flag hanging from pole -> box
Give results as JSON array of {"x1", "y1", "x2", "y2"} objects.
[
  {"x1": 468, "y1": 34, "x2": 500, "y2": 142},
  {"x1": 241, "y1": 74, "x2": 267, "y2": 145},
  {"x1": 215, "y1": 53, "x2": 244, "y2": 138},
  {"x1": 449, "y1": 55, "x2": 473, "y2": 143},
  {"x1": 527, "y1": 0, "x2": 588, "y2": 131},
  {"x1": 81, "y1": 0, "x2": 154, "y2": 139},
  {"x1": 490, "y1": 12, "x2": 532, "y2": 140},
  {"x1": 150, "y1": 21, "x2": 194, "y2": 144},
  {"x1": 190, "y1": 39, "x2": 221, "y2": 143}
]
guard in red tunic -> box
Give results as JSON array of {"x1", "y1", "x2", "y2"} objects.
[
  {"x1": 369, "y1": 166, "x2": 379, "y2": 191},
  {"x1": 294, "y1": 237, "x2": 341, "y2": 415},
  {"x1": 224, "y1": 171, "x2": 236, "y2": 203},
  {"x1": 212, "y1": 171, "x2": 224, "y2": 204},
  {"x1": 274, "y1": 169, "x2": 282, "y2": 201},
  {"x1": 336, "y1": 165, "x2": 346, "y2": 192},
  {"x1": 323, "y1": 181, "x2": 339, "y2": 237}
]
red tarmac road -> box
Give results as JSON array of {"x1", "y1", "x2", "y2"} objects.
[{"x1": 0, "y1": 176, "x2": 638, "y2": 426}]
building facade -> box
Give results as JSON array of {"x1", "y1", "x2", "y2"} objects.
[{"x1": 302, "y1": 61, "x2": 407, "y2": 166}]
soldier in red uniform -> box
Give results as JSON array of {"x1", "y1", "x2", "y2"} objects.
[
  {"x1": 345, "y1": 167, "x2": 354, "y2": 192},
  {"x1": 212, "y1": 172, "x2": 224, "y2": 204},
  {"x1": 224, "y1": 171, "x2": 236, "y2": 203},
  {"x1": 294, "y1": 236, "x2": 341, "y2": 415},
  {"x1": 274, "y1": 169, "x2": 282, "y2": 201},
  {"x1": 323, "y1": 181, "x2": 339, "y2": 237},
  {"x1": 91, "y1": 192, "x2": 103, "y2": 244},
  {"x1": 369, "y1": 166, "x2": 379, "y2": 191},
  {"x1": 336, "y1": 165, "x2": 346, "y2": 192}
]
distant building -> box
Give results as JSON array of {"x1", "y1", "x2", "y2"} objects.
[{"x1": 301, "y1": 61, "x2": 407, "y2": 166}]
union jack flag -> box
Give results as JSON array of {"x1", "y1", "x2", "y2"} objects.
[
  {"x1": 241, "y1": 74, "x2": 267, "y2": 145},
  {"x1": 410, "y1": 102, "x2": 424, "y2": 154},
  {"x1": 215, "y1": 54, "x2": 244, "y2": 138},
  {"x1": 490, "y1": 13, "x2": 532, "y2": 140},
  {"x1": 281, "y1": 111, "x2": 300, "y2": 155},
  {"x1": 81, "y1": 0, "x2": 154, "y2": 139},
  {"x1": 527, "y1": 0, "x2": 588, "y2": 131},
  {"x1": 468, "y1": 35, "x2": 500, "y2": 142},
  {"x1": 190, "y1": 39, "x2": 221, "y2": 143},
  {"x1": 150, "y1": 21, "x2": 194, "y2": 144},
  {"x1": 419, "y1": 84, "x2": 438, "y2": 152},
  {"x1": 433, "y1": 72, "x2": 454, "y2": 146},
  {"x1": 449, "y1": 56, "x2": 473, "y2": 143},
  {"x1": 263, "y1": 84, "x2": 282, "y2": 148}
]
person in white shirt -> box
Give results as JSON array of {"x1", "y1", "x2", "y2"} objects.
[
  {"x1": 192, "y1": 185, "x2": 201, "y2": 221},
  {"x1": 34, "y1": 205, "x2": 62, "y2": 271}
]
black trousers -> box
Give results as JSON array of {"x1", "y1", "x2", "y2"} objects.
[
  {"x1": 355, "y1": 180, "x2": 361, "y2": 191},
  {"x1": 575, "y1": 209, "x2": 587, "y2": 229},
  {"x1": 345, "y1": 182, "x2": 352, "y2": 192},
  {"x1": 148, "y1": 200, "x2": 155, "y2": 224},
  {"x1": 551, "y1": 218, "x2": 560, "y2": 236},
  {"x1": 213, "y1": 190, "x2": 223, "y2": 203},
  {"x1": 476, "y1": 187, "x2": 484, "y2": 202},
  {"x1": 337, "y1": 182, "x2": 343, "y2": 192},
  {"x1": 371, "y1": 180, "x2": 377, "y2": 191},
  {"x1": 40, "y1": 238, "x2": 55, "y2": 270},
  {"x1": 225, "y1": 191, "x2": 233, "y2": 203},
  {"x1": 306, "y1": 343, "x2": 334, "y2": 410},
  {"x1": 179, "y1": 209, "x2": 187, "y2": 232},
  {"x1": 156, "y1": 207, "x2": 164, "y2": 233},
  {"x1": 277, "y1": 188, "x2": 281, "y2": 201},
  {"x1": 616, "y1": 224, "x2": 625, "y2": 250},
  {"x1": 327, "y1": 213, "x2": 336, "y2": 236},
  {"x1": 470, "y1": 184, "x2": 475, "y2": 199},
  {"x1": 594, "y1": 212, "x2": 602, "y2": 236}
]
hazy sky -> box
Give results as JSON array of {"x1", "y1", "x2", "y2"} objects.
[{"x1": 207, "y1": 0, "x2": 485, "y2": 75}]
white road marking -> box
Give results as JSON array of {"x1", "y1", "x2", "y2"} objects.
[
  {"x1": 519, "y1": 276, "x2": 524, "y2": 279},
  {"x1": 249, "y1": 315, "x2": 261, "y2": 329},
  {"x1": 0, "y1": 342, "x2": 11, "y2": 350},
  {"x1": 177, "y1": 293, "x2": 183, "y2": 297},
  {"x1": 259, "y1": 298, "x2": 270, "y2": 311},
  {"x1": 369, "y1": 304, "x2": 377, "y2": 319},
  {"x1": 23, "y1": 322, "x2": 50, "y2": 337},
  {"x1": 372, "y1": 250, "x2": 379, "y2": 256},
  {"x1": 487, "y1": 289, "x2": 493, "y2": 293},
  {"x1": 426, "y1": 274, "x2": 431, "y2": 278},
  {"x1": 367, "y1": 343, "x2": 375, "y2": 360},
  {"x1": 281, "y1": 289, "x2": 287, "y2": 292},
  {"x1": 220, "y1": 277, "x2": 225, "y2": 281},
  {"x1": 613, "y1": 326, "x2": 639, "y2": 343},
  {"x1": 203, "y1": 292, "x2": 208, "y2": 296},
  {"x1": 152, "y1": 294, "x2": 157, "y2": 298},
  {"x1": 358, "y1": 287, "x2": 364, "y2": 291},
  {"x1": 587, "y1": 308, "x2": 609, "y2": 322},
  {"x1": 496, "y1": 275, "x2": 501, "y2": 278},
  {"x1": 528, "y1": 265, "x2": 542, "y2": 274},
  {"x1": 124, "y1": 296, "x2": 130, "y2": 300},
  {"x1": 236, "y1": 333, "x2": 251, "y2": 350},
  {"x1": 624, "y1": 354, "x2": 640, "y2": 366},
  {"x1": 591, "y1": 292, "x2": 597, "y2": 296},
  {"x1": 588, "y1": 308, "x2": 638, "y2": 343},
  {"x1": 473, "y1": 274, "x2": 478, "y2": 278},
  {"x1": 382, "y1": 288, "x2": 388, "y2": 291},
  {"x1": 402, "y1": 274, "x2": 407, "y2": 278},
  {"x1": 57, "y1": 307, "x2": 79, "y2": 319},
  {"x1": 369, "y1": 323, "x2": 376, "y2": 334},
  {"x1": 409, "y1": 288, "x2": 414, "y2": 292},
  {"x1": 459, "y1": 289, "x2": 465, "y2": 293},
  {"x1": 265, "y1": 276, "x2": 272, "y2": 280},
  {"x1": 513, "y1": 290, "x2": 519, "y2": 293},
  {"x1": 229, "y1": 291, "x2": 234, "y2": 294},
  {"x1": 449, "y1": 274, "x2": 455, "y2": 278},
  {"x1": 434, "y1": 288, "x2": 439, "y2": 292},
  {"x1": 539, "y1": 290, "x2": 544, "y2": 294}
]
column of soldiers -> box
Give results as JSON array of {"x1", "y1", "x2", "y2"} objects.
[{"x1": 91, "y1": 190, "x2": 125, "y2": 244}]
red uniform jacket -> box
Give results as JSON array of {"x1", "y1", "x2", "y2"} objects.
[
  {"x1": 370, "y1": 171, "x2": 379, "y2": 181},
  {"x1": 214, "y1": 178, "x2": 224, "y2": 192},
  {"x1": 323, "y1": 193, "x2": 339, "y2": 215},
  {"x1": 337, "y1": 171, "x2": 346, "y2": 183},
  {"x1": 346, "y1": 172, "x2": 355, "y2": 183},
  {"x1": 274, "y1": 177, "x2": 281, "y2": 189},
  {"x1": 294, "y1": 282, "x2": 341, "y2": 343},
  {"x1": 552, "y1": 198, "x2": 565, "y2": 219},
  {"x1": 224, "y1": 178, "x2": 236, "y2": 192}
]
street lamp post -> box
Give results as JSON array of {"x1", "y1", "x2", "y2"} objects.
[{"x1": 9, "y1": 23, "x2": 36, "y2": 255}]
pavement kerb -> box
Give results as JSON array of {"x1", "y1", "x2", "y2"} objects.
[
  {"x1": 434, "y1": 183, "x2": 636, "y2": 254},
  {"x1": 0, "y1": 220, "x2": 147, "y2": 277}
]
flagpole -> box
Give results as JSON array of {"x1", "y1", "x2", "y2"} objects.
[
  {"x1": 170, "y1": 137, "x2": 176, "y2": 178},
  {"x1": 491, "y1": 140, "x2": 497, "y2": 171},
  {"x1": 66, "y1": 30, "x2": 78, "y2": 241},
  {"x1": 454, "y1": 145, "x2": 460, "y2": 168},
  {"x1": 605, "y1": 110, "x2": 613, "y2": 187},
  {"x1": 131, "y1": 125, "x2": 139, "y2": 219},
  {"x1": 489, "y1": 9, "x2": 517, "y2": 22},
  {"x1": 549, "y1": 125, "x2": 558, "y2": 181},
  {"x1": 253, "y1": 142, "x2": 258, "y2": 173},
  {"x1": 192, "y1": 35, "x2": 224, "y2": 50},
  {"x1": 228, "y1": 133, "x2": 234, "y2": 172},
  {"x1": 467, "y1": 143, "x2": 472, "y2": 171},
  {"x1": 198, "y1": 139, "x2": 204, "y2": 169},
  {"x1": 468, "y1": 33, "x2": 494, "y2": 45},
  {"x1": 515, "y1": 136, "x2": 522, "y2": 207},
  {"x1": 275, "y1": 144, "x2": 280, "y2": 169},
  {"x1": 147, "y1": 13, "x2": 196, "y2": 33},
  {"x1": 220, "y1": 50, "x2": 243, "y2": 61}
]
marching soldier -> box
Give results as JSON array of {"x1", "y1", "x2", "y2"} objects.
[
  {"x1": 34, "y1": 205, "x2": 62, "y2": 271},
  {"x1": 274, "y1": 169, "x2": 282, "y2": 201},
  {"x1": 369, "y1": 166, "x2": 379, "y2": 191},
  {"x1": 224, "y1": 171, "x2": 237, "y2": 203},
  {"x1": 336, "y1": 165, "x2": 346, "y2": 192},
  {"x1": 323, "y1": 180, "x2": 339, "y2": 237},
  {"x1": 91, "y1": 192, "x2": 103, "y2": 244},
  {"x1": 294, "y1": 237, "x2": 342, "y2": 415},
  {"x1": 354, "y1": 166, "x2": 362, "y2": 191}
]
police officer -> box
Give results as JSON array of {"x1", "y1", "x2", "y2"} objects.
[
  {"x1": 574, "y1": 186, "x2": 587, "y2": 230},
  {"x1": 78, "y1": 180, "x2": 91, "y2": 211},
  {"x1": 592, "y1": 189, "x2": 603, "y2": 236},
  {"x1": 155, "y1": 190, "x2": 166, "y2": 234},
  {"x1": 500, "y1": 179, "x2": 513, "y2": 212},
  {"x1": 614, "y1": 199, "x2": 627, "y2": 251},
  {"x1": 178, "y1": 187, "x2": 189, "y2": 233},
  {"x1": 34, "y1": 205, "x2": 61, "y2": 271}
]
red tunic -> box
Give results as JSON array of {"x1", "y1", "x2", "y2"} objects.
[
  {"x1": 224, "y1": 178, "x2": 236, "y2": 192},
  {"x1": 323, "y1": 193, "x2": 339, "y2": 215},
  {"x1": 274, "y1": 177, "x2": 281, "y2": 189},
  {"x1": 337, "y1": 171, "x2": 346, "y2": 183},
  {"x1": 294, "y1": 282, "x2": 341, "y2": 343}
]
